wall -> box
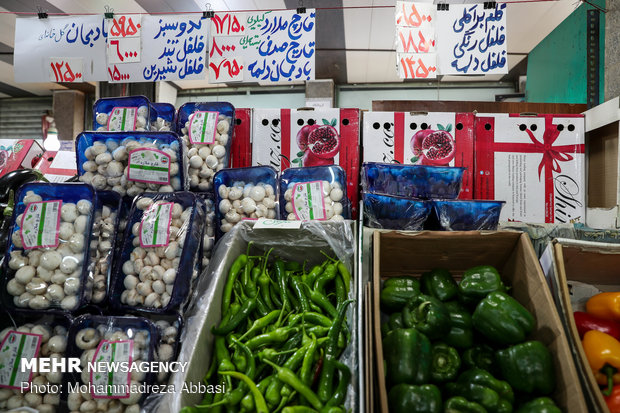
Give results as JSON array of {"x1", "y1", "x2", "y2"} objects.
[{"x1": 526, "y1": 1, "x2": 605, "y2": 104}]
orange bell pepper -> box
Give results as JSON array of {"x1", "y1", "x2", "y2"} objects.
[
  {"x1": 583, "y1": 330, "x2": 620, "y2": 395},
  {"x1": 586, "y1": 293, "x2": 620, "y2": 321},
  {"x1": 606, "y1": 385, "x2": 620, "y2": 413}
]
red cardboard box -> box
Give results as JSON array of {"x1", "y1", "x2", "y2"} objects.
[
  {"x1": 252, "y1": 108, "x2": 361, "y2": 218},
  {"x1": 33, "y1": 140, "x2": 77, "y2": 182},
  {"x1": 0, "y1": 139, "x2": 44, "y2": 177},
  {"x1": 475, "y1": 114, "x2": 585, "y2": 223},
  {"x1": 230, "y1": 108, "x2": 252, "y2": 168},
  {"x1": 361, "y1": 111, "x2": 475, "y2": 199}
]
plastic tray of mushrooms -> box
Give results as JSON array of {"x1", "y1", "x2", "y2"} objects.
[
  {"x1": 93, "y1": 96, "x2": 151, "y2": 132},
  {"x1": 2, "y1": 183, "x2": 97, "y2": 312}
]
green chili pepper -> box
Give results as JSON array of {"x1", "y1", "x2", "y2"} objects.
[
  {"x1": 334, "y1": 274, "x2": 347, "y2": 309},
  {"x1": 305, "y1": 264, "x2": 324, "y2": 287},
  {"x1": 314, "y1": 263, "x2": 337, "y2": 292},
  {"x1": 290, "y1": 276, "x2": 310, "y2": 312},
  {"x1": 336, "y1": 261, "x2": 351, "y2": 294},
  {"x1": 242, "y1": 258, "x2": 255, "y2": 294},
  {"x1": 258, "y1": 269, "x2": 275, "y2": 310},
  {"x1": 244, "y1": 327, "x2": 297, "y2": 351},
  {"x1": 222, "y1": 254, "x2": 248, "y2": 314},
  {"x1": 240, "y1": 310, "x2": 282, "y2": 341},
  {"x1": 219, "y1": 370, "x2": 269, "y2": 413},
  {"x1": 302, "y1": 283, "x2": 338, "y2": 318},
  {"x1": 255, "y1": 294, "x2": 271, "y2": 318},
  {"x1": 212, "y1": 295, "x2": 258, "y2": 336},
  {"x1": 289, "y1": 312, "x2": 333, "y2": 328},
  {"x1": 231, "y1": 337, "x2": 256, "y2": 379},
  {"x1": 285, "y1": 260, "x2": 302, "y2": 272},
  {"x1": 324, "y1": 360, "x2": 351, "y2": 408},
  {"x1": 240, "y1": 376, "x2": 273, "y2": 411},
  {"x1": 265, "y1": 341, "x2": 313, "y2": 406},
  {"x1": 300, "y1": 334, "x2": 318, "y2": 386},
  {"x1": 263, "y1": 359, "x2": 324, "y2": 410},
  {"x1": 275, "y1": 259, "x2": 291, "y2": 311}
]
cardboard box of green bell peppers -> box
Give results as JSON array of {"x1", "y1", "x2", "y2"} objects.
[
  {"x1": 158, "y1": 220, "x2": 359, "y2": 413},
  {"x1": 544, "y1": 238, "x2": 620, "y2": 413},
  {"x1": 372, "y1": 231, "x2": 587, "y2": 413}
]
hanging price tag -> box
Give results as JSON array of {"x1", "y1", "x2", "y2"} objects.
[{"x1": 49, "y1": 58, "x2": 84, "y2": 83}]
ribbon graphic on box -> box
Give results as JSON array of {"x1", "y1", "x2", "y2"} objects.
[{"x1": 483, "y1": 116, "x2": 585, "y2": 222}]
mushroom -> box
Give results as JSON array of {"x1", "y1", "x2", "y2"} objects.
[{"x1": 75, "y1": 328, "x2": 100, "y2": 350}]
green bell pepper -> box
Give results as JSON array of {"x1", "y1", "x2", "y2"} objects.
[
  {"x1": 402, "y1": 294, "x2": 451, "y2": 340},
  {"x1": 515, "y1": 397, "x2": 561, "y2": 413},
  {"x1": 444, "y1": 301, "x2": 474, "y2": 349},
  {"x1": 496, "y1": 341, "x2": 555, "y2": 395},
  {"x1": 381, "y1": 277, "x2": 421, "y2": 312},
  {"x1": 389, "y1": 312, "x2": 404, "y2": 331},
  {"x1": 458, "y1": 265, "x2": 506, "y2": 305},
  {"x1": 430, "y1": 343, "x2": 460, "y2": 383},
  {"x1": 388, "y1": 383, "x2": 442, "y2": 413},
  {"x1": 444, "y1": 396, "x2": 488, "y2": 413},
  {"x1": 448, "y1": 368, "x2": 514, "y2": 413},
  {"x1": 383, "y1": 328, "x2": 431, "y2": 386},
  {"x1": 462, "y1": 344, "x2": 497, "y2": 375},
  {"x1": 421, "y1": 269, "x2": 459, "y2": 302},
  {"x1": 472, "y1": 292, "x2": 535, "y2": 345}
]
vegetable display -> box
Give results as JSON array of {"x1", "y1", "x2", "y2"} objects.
[
  {"x1": 381, "y1": 266, "x2": 561, "y2": 413},
  {"x1": 183, "y1": 247, "x2": 354, "y2": 413}
]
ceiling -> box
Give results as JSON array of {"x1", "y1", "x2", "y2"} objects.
[{"x1": 0, "y1": 0, "x2": 580, "y2": 97}]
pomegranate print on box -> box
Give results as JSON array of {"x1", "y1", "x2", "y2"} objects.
[
  {"x1": 362, "y1": 112, "x2": 474, "y2": 199},
  {"x1": 252, "y1": 108, "x2": 361, "y2": 218}
]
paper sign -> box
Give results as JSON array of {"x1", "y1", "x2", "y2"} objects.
[
  {"x1": 209, "y1": 10, "x2": 315, "y2": 83},
  {"x1": 108, "y1": 15, "x2": 142, "y2": 38},
  {"x1": 49, "y1": 57, "x2": 83, "y2": 82},
  {"x1": 398, "y1": 53, "x2": 437, "y2": 79},
  {"x1": 253, "y1": 218, "x2": 302, "y2": 229},
  {"x1": 0, "y1": 331, "x2": 42, "y2": 390},
  {"x1": 107, "y1": 37, "x2": 141, "y2": 64},
  {"x1": 90, "y1": 340, "x2": 133, "y2": 399},
  {"x1": 20, "y1": 200, "x2": 62, "y2": 250},
  {"x1": 436, "y1": 4, "x2": 508, "y2": 75}
]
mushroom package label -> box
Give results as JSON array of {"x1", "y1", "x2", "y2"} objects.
[
  {"x1": 107, "y1": 107, "x2": 138, "y2": 132},
  {"x1": 292, "y1": 181, "x2": 326, "y2": 220},
  {"x1": 0, "y1": 331, "x2": 42, "y2": 389},
  {"x1": 188, "y1": 111, "x2": 219, "y2": 145},
  {"x1": 139, "y1": 202, "x2": 172, "y2": 248},
  {"x1": 127, "y1": 149, "x2": 171, "y2": 185},
  {"x1": 20, "y1": 200, "x2": 62, "y2": 250},
  {"x1": 90, "y1": 340, "x2": 133, "y2": 399}
]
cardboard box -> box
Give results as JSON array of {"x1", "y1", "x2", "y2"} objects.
[
  {"x1": 362, "y1": 111, "x2": 475, "y2": 199},
  {"x1": 252, "y1": 108, "x2": 361, "y2": 218},
  {"x1": 33, "y1": 140, "x2": 77, "y2": 182},
  {"x1": 372, "y1": 231, "x2": 587, "y2": 413},
  {"x1": 475, "y1": 114, "x2": 586, "y2": 224},
  {"x1": 583, "y1": 97, "x2": 620, "y2": 229},
  {"x1": 543, "y1": 238, "x2": 620, "y2": 412},
  {"x1": 0, "y1": 139, "x2": 43, "y2": 177},
  {"x1": 230, "y1": 108, "x2": 252, "y2": 168}
]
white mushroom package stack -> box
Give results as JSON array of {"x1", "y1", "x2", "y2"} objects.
[
  {"x1": 89, "y1": 192, "x2": 121, "y2": 305},
  {"x1": 65, "y1": 316, "x2": 157, "y2": 413},
  {"x1": 6, "y1": 185, "x2": 96, "y2": 312},
  {"x1": 116, "y1": 193, "x2": 206, "y2": 312},
  {"x1": 0, "y1": 320, "x2": 69, "y2": 412},
  {"x1": 196, "y1": 194, "x2": 215, "y2": 269},
  {"x1": 76, "y1": 132, "x2": 186, "y2": 196},
  {"x1": 92, "y1": 96, "x2": 151, "y2": 132},
  {"x1": 177, "y1": 103, "x2": 235, "y2": 192}
]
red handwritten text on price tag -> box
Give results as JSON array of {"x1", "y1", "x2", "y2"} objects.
[
  {"x1": 211, "y1": 13, "x2": 247, "y2": 36},
  {"x1": 209, "y1": 36, "x2": 239, "y2": 59},
  {"x1": 208, "y1": 57, "x2": 244, "y2": 82},
  {"x1": 109, "y1": 15, "x2": 142, "y2": 38},
  {"x1": 395, "y1": 2, "x2": 435, "y2": 28},
  {"x1": 396, "y1": 27, "x2": 436, "y2": 53},
  {"x1": 49, "y1": 58, "x2": 83, "y2": 83},
  {"x1": 398, "y1": 53, "x2": 437, "y2": 79},
  {"x1": 108, "y1": 37, "x2": 141, "y2": 64},
  {"x1": 107, "y1": 65, "x2": 131, "y2": 82}
]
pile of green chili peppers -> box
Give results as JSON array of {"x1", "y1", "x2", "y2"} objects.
[{"x1": 182, "y1": 246, "x2": 353, "y2": 413}]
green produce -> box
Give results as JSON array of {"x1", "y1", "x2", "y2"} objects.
[
  {"x1": 388, "y1": 383, "x2": 442, "y2": 413},
  {"x1": 383, "y1": 328, "x2": 432, "y2": 386},
  {"x1": 421, "y1": 269, "x2": 459, "y2": 302},
  {"x1": 496, "y1": 341, "x2": 556, "y2": 395},
  {"x1": 515, "y1": 397, "x2": 562, "y2": 413},
  {"x1": 444, "y1": 396, "x2": 488, "y2": 413},
  {"x1": 381, "y1": 277, "x2": 421, "y2": 311},
  {"x1": 402, "y1": 294, "x2": 451, "y2": 340},
  {"x1": 462, "y1": 345, "x2": 497, "y2": 375},
  {"x1": 458, "y1": 265, "x2": 505, "y2": 305},
  {"x1": 448, "y1": 368, "x2": 513, "y2": 413},
  {"x1": 472, "y1": 292, "x2": 535, "y2": 345},
  {"x1": 444, "y1": 301, "x2": 474, "y2": 349},
  {"x1": 430, "y1": 343, "x2": 460, "y2": 383}
]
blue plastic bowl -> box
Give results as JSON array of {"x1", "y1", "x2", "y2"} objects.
[
  {"x1": 433, "y1": 200, "x2": 505, "y2": 231},
  {"x1": 362, "y1": 192, "x2": 432, "y2": 230},
  {"x1": 362, "y1": 162, "x2": 465, "y2": 199}
]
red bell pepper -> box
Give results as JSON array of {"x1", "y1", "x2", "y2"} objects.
[
  {"x1": 605, "y1": 385, "x2": 620, "y2": 413},
  {"x1": 574, "y1": 311, "x2": 620, "y2": 340}
]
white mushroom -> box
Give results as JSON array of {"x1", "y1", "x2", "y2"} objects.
[{"x1": 75, "y1": 328, "x2": 100, "y2": 350}]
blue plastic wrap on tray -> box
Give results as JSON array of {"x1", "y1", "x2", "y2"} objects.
[
  {"x1": 279, "y1": 165, "x2": 351, "y2": 221},
  {"x1": 362, "y1": 162, "x2": 464, "y2": 199},
  {"x1": 176, "y1": 102, "x2": 236, "y2": 192},
  {"x1": 363, "y1": 192, "x2": 432, "y2": 230},
  {"x1": 1, "y1": 183, "x2": 97, "y2": 313},
  {"x1": 433, "y1": 200, "x2": 505, "y2": 231},
  {"x1": 214, "y1": 166, "x2": 278, "y2": 238},
  {"x1": 89, "y1": 191, "x2": 122, "y2": 307},
  {"x1": 93, "y1": 95, "x2": 151, "y2": 131},
  {"x1": 150, "y1": 102, "x2": 176, "y2": 132},
  {"x1": 60, "y1": 314, "x2": 159, "y2": 409},
  {"x1": 75, "y1": 131, "x2": 187, "y2": 196},
  {"x1": 110, "y1": 192, "x2": 206, "y2": 315}
]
